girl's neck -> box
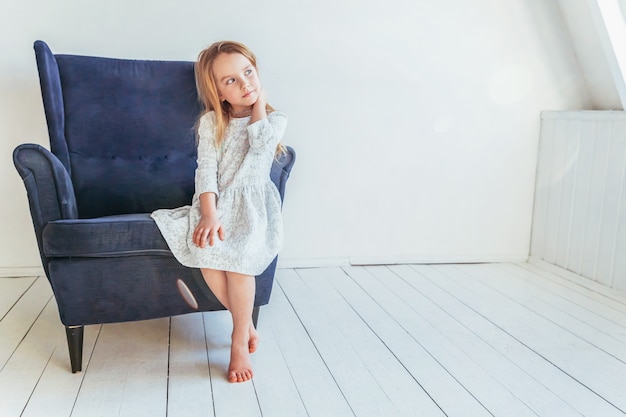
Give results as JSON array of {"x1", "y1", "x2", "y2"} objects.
[{"x1": 229, "y1": 107, "x2": 252, "y2": 118}]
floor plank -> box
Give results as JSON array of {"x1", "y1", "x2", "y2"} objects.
[
  {"x1": 402, "y1": 264, "x2": 622, "y2": 417},
  {"x1": 343, "y1": 265, "x2": 497, "y2": 417},
  {"x1": 527, "y1": 259, "x2": 626, "y2": 307},
  {"x1": 0, "y1": 300, "x2": 61, "y2": 417},
  {"x1": 316, "y1": 269, "x2": 452, "y2": 416},
  {"x1": 279, "y1": 268, "x2": 401, "y2": 417},
  {"x1": 0, "y1": 277, "x2": 36, "y2": 320},
  {"x1": 515, "y1": 266, "x2": 626, "y2": 347},
  {"x1": 20, "y1": 322, "x2": 100, "y2": 417},
  {"x1": 0, "y1": 277, "x2": 52, "y2": 371},
  {"x1": 468, "y1": 263, "x2": 626, "y2": 359},
  {"x1": 167, "y1": 313, "x2": 214, "y2": 417},
  {"x1": 388, "y1": 264, "x2": 584, "y2": 417},
  {"x1": 410, "y1": 264, "x2": 626, "y2": 417},
  {"x1": 296, "y1": 267, "x2": 447, "y2": 417},
  {"x1": 361, "y1": 265, "x2": 538, "y2": 417},
  {"x1": 252, "y1": 287, "x2": 309, "y2": 417},
  {"x1": 521, "y1": 262, "x2": 626, "y2": 318},
  {"x1": 433, "y1": 264, "x2": 626, "y2": 416},
  {"x1": 70, "y1": 319, "x2": 170, "y2": 417},
  {"x1": 264, "y1": 273, "x2": 355, "y2": 417}
]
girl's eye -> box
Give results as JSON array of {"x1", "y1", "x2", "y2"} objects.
[
  {"x1": 226, "y1": 78, "x2": 235, "y2": 85},
  {"x1": 245, "y1": 69, "x2": 252, "y2": 76}
]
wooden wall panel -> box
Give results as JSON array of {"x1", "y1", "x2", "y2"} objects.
[{"x1": 532, "y1": 111, "x2": 626, "y2": 291}]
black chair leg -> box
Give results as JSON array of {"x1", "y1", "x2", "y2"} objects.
[
  {"x1": 65, "y1": 325, "x2": 84, "y2": 373},
  {"x1": 252, "y1": 306, "x2": 260, "y2": 328}
]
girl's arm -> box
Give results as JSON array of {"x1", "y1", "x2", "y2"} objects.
[
  {"x1": 193, "y1": 113, "x2": 225, "y2": 247},
  {"x1": 195, "y1": 113, "x2": 219, "y2": 196},
  {"x1": 247, "y1": 89, "x2": 287, "y2": 153},
  {"x1": 193, "y1": 192, "x2": 225, "y2": 248}
]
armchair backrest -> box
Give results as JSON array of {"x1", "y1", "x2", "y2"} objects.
[{"x1": 35, "y1": 41, "x2": 201, "y2": 218}]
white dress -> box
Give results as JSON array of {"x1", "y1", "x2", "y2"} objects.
[{"x1": 151, "y1": 110, "x2": 287, "y2": 276}]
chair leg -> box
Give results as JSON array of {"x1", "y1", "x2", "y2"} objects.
[
  {"x1": 65, "y1": 325, "x2": 84, "y2": 373},
  {"x1": 252, "y1": 306, "x2": 260, "y2": 328}
]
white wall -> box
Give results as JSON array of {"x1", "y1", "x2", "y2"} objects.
[{"x1": 0, "y1": 0, "x2": 592, "y2": 274}]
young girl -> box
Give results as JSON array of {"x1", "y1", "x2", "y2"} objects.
[{"x1": 151, "y1": 40, "x2": 287, "y2": 383}]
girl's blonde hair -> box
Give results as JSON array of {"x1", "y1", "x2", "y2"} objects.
[{"x1": 195, "y1": 41, "x2": 285, "y2": 155}]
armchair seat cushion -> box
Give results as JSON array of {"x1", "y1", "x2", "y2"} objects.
[{"x1": 43, "y1": 213, "x2": 171, "y2": 258}]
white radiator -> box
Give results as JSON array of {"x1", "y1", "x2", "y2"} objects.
[{"x1": 531, "y1": 111, "x2": 626, "y2": 291}]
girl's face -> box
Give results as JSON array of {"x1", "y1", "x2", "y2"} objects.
[{"x1": 212, "y1": 52, "x2": 261, "y2": 113}]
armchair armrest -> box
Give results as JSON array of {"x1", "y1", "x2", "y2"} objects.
[{"x1": 13, "y1": 143, "x2": 78, "y2": 275}]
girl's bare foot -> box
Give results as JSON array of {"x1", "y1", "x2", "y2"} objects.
[
  {"x1": 249, "y1": 324, "x2": 259, "y2": 353},
  {"x1": 228, "y1": 332, "x2": 254, "y2": 383}
]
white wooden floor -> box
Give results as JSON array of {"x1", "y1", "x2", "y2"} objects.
[{"x1": 1, "y1": 262, "x2": 626, "y2": 417}]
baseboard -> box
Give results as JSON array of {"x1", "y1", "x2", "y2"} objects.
[
  {"x1": 277, "y1": 257, "x2": 351, "y2": 269},
  {"x1": 0, "y1": 266, "x2": 45, "y2": 278},
  {"x1": 349, "y1": 254, "x2": 529, "y2": 266},
  {"x1": 277, "y1": 255, "x2": 529, "y2": 269}
]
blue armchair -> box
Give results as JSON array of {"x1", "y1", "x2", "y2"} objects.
[{"x1": 13, "y1": 41, "x2": 295, "y2": 373}]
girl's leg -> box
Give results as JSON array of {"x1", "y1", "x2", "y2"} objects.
[
  {"x1": 225, "y1": 271, "x2": 256, "y2": 383},
  {"x1": 200, "y1": 268, "x2": 229, "y2": 308},
  {"x1": 200, "y1": 268, "x2": 259, "y2": 353}
]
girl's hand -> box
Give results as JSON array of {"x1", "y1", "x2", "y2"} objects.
[
  {"x1": 193, "y1": 215, "x2": 225, "y2": 248},
  {"x1": 251, "y1": 87, "x2": 267, "y2": 124},
  {"x1": 254, "y1": 87, "x2": 267, "y2": 109}
]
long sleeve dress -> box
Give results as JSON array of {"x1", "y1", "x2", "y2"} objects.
[{"x1": 151, "y1": 110, "x2": 287, "y2": 276}]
